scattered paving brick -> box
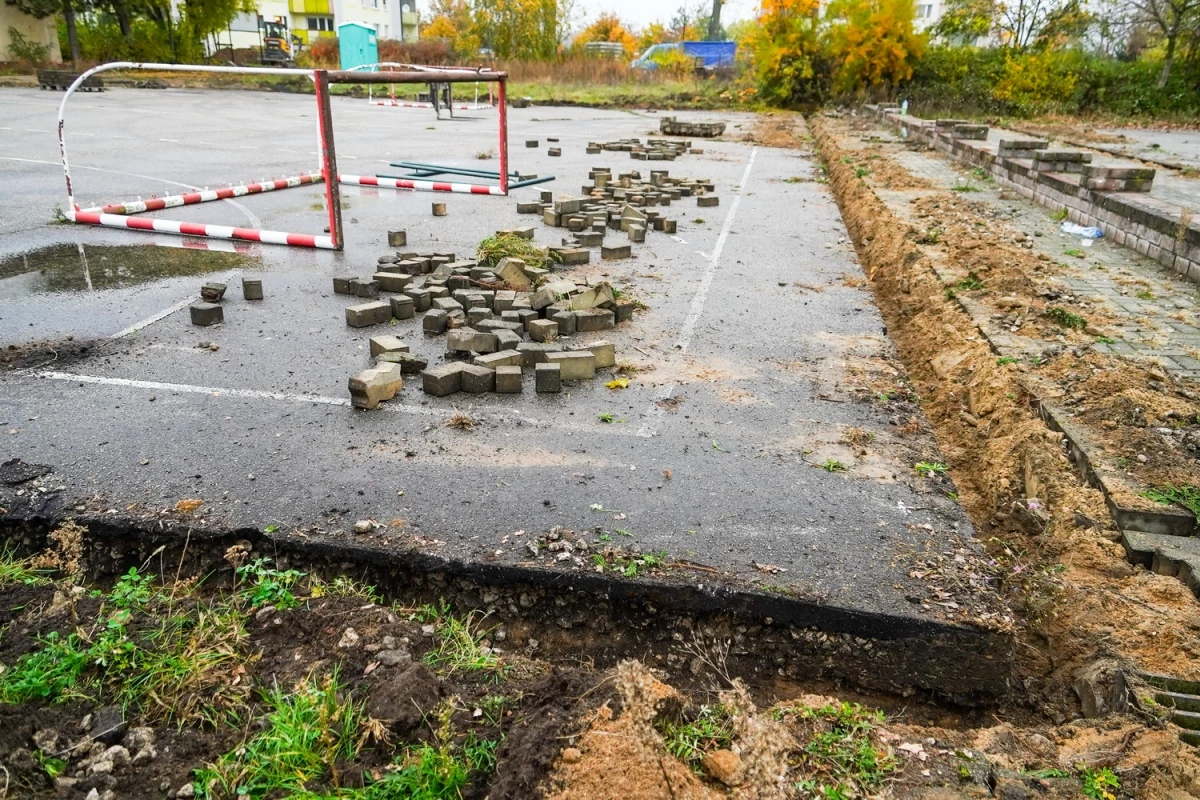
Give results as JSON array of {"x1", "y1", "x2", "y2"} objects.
[
  {"x1": 535, "y1": 362, "x2": 561, "y2": 392},
  {"x1": 346, "y1": 301, "x2": 391, "y2": 328},
  {"x1": 495, "y1": 365, "x2": 522, "y2": 393},
  {"x1": 348, "y1": 362, "x2": 403, "y2": 410},
  {"x1": 189, "y1": 302, "x2": 223, "y2": 326},
  {"x1": 241, "y1": 278, "x2": 263, "y2": 300}
]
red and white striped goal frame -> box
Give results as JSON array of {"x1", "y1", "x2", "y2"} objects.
[{"x1": 57, "y1": 62, "x2": 511, "y2": 251}]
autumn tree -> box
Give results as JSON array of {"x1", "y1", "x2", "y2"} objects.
[
  {"x1": 1127, "y1": 0, "x2": 1200, "y2": 84},
  {"x1": 573, "y1": 12, "x2": 637, "y2": 55},
  {"x1": 473, "y1": 0, "x2": 565, "y2": 59},
  {"x1": 745, "y1": 0, "x2": 825, "y2": 105},
  {"x1": 824, "y1": 0, "x2": 926, "y2": 95}
]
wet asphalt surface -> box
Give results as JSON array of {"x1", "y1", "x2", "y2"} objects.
[{"x1": 0, "y1": 86, "x2": 984, "y2": 636}]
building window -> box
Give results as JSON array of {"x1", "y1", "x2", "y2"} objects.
[
  {"x1": 307, "y1": 16, "x2": 334, "y2": 31},
  {"x1": 917, "y1": 4, "x2": 932, "y2": 16}
]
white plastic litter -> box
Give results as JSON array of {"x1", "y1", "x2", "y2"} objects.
[{"x1": 1061, "y1": 221, "x2": 1103, "y2": 238}]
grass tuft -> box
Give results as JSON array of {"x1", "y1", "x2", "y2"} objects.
[
  {"x1": 476, "y1": 233, "x2": 560, "y2": 270},
  {"x1": 777, "y1": 701, "x2": 896, "y2": 797},
  {"x1": 658, "y1": 704, "x2": 735, "y2": 772},
  {"x1": 0, "y1": 543, "x2": 54, "y2": 587},
  {"x1": 423, "y1": 612, "x2": 503, "y2": 675},
  {"x1": 1046, "y1": 306, "x2": 1088, "y2": 330},
  {"x1": 1143, "y1": 484, "x2": 1200, "y2": 518}
]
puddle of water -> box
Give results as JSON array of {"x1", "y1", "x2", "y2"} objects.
[{"x1": 0, "y1": 243, "x2": 254, "y2": 297}]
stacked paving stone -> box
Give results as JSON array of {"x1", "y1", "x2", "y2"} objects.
[
  {"x1": 659, "y1": 116, "x2": 726, "y2": 137},
  {"x1": 589, "y1": 137, "x2": 696, "y2": 160},
  {"x1": 341, "y1": 246, "x2": 633, "y2": 407},
  {"x1": 189, "y1": 278, "x2": 263, "y2": 326},
  {"x1": 519, "y1": 170, "x2": 717, "y2": 257}
]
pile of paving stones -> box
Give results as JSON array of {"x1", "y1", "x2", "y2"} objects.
[
  {"x1": 189, "y1": 278, "x2": 263, "y2": 326},
  {"x1": 659, "y1": 116, "x2": 725, "y2": 138},
  {"x1": 585, "y1": 138, "x2": 704, "y2": 160},
  {"x1": 339, "y1": 241, "x2": 634, "y2": 408}
]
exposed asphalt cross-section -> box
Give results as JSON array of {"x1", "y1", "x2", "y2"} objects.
[{"x1": 0, "y1": 89, "x2": 1013, "y2": 700}]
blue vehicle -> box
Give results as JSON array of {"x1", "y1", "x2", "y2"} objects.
[{"x1": 631, "y1": 41, "x2": 736, "y2": 71}]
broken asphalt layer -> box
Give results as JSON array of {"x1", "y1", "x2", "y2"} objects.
[{"x1": 0, "y1": 89, "x2": 1013, "y2": 701}]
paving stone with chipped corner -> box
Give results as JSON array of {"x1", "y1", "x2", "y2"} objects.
[
  {"x1": 375, "y1": 351, "x2": 428, "y2": 373},
  {"x1": 422, "y1": 363, "x2": 464, "y2": 396},
  {"x1": 369, "y1": 335, "x2": 408, "y2": 358},
  {"x1": 349, "y1": 363, "x2": 403, "y2": 410}
]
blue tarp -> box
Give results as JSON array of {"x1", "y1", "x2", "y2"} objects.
[{"x1": 632, "y1": 41, "x2": 736, "y2": 69}]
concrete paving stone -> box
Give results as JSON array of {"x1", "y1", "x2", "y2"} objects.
[
  {"x1": 374, "y1": 351, "x2": 428, "y2": 373},
  {"x1": 387, "y1": 230, "x2": 407, "y2": 247},
  {"x1": 433, "y1": 297, "x2": 464, "y2": 313},
  {"x1": 467, "y1": 308, "x2": 492, "y2": 325},
  {"x1": 575, "y1": 308, "x2": 616, "y2": 331},
  {"x1": 495, "y1": 258, "x2": 532, "y2": 290},
  {"x1": 346, "y1": 301, "x2": 391, "y2": 328},
  {"x1": 349, "y1": 278, "x2": 380, "y2": 298},
  {"x1": 627, "y1": 225, "x2": 646, "y2": 243},
  {"x1": 535, "y1": 362, "x2": 562, "y2": 393},
  {"x1": 516, "y1": 201, "x2": 542, "y2": 213},
  {"x1": 493, "y1": 290, "x2": 517, "y2": 312},
  {"x1": 200, "y1": 282, "x2": 227, "y2": 302},
  {"x1": 601, "y1": 245, "x2": 632, "y2": 260},
  {"x1": 494, "y1": 330, "x2": 522, "y2": 350},
  {"x1": 550, "y1": 310, "x2": 577, "y2": 336},
  {"x1": 404, "y1": 288, "x2": 432, "y2": 311},
  {"x1": 189, "y1": 302, "x2": 223, "y2": 327},
  {"x1": 573, "y1": 339, "x2": 615, "y2": 368},
  {"x1": 461, "y1": 364, "x2": 496, "y2": 394},
  {"x1": 517, "y1": 341, "x2": 564, "y2": 367},
  {"x1": 332, "y1": 275, "x2": 356, "y2": 295},
  {"x1": 474, "y1": 351, "x2": 522, "y2": 369},
  {"x1": 423, "y1": 309, "x2": 449, "y2": 335},
  {"x1": 613, "y1": 300, "x2": 635, "y2": 323},
  {"x1": 349, "y1": 362, "x2": 403, "y2": 410},
  {"x1": 494, "y1": 365, "x2": 523, "y2": 393},
  {"x1": 476, "y1": 319, "x2": 523, "y2": 334},
  {"x1": 446, "y1": 327, "x2": 498, "y2": 353},
  {"x1": 575, "y1": 231, "x2": 604, "y2": 247},
  {"x1": 528, "y1": 318, "x2": 559, "y2": 342},
  {"x1": 421, "y1": 363, "x2": 464, "y2": 396},
  {"x1": 369, "y1": 335, "x2": 408, "y2": 357},
  {"x1": 697, "y1": 195, "x2": 720, "y2": 208},
  {"x1": 242, "y1": 279, "x2": 264, "y2": 300},
  {"x1": 390, "y1": 296, "x2": 415, "y2": 320},
  {"x1": 546, "y1": 350, "x2": 596, "y2": 380},
  {"x1": 375, "y1": 273, "x2": 411, "y2": 293}
]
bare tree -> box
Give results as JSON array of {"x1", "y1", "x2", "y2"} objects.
[{"x1": 1129, "y1": 0, "x2": 1200, "y2": 85}]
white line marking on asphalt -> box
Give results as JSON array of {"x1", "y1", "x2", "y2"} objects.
[
  {"x1": 158, "y1": 138, "x2": 180, "y2": 143},
  {"x1": 35, "y1": 371, "x2": 640, "y2": 435},
  {"x1": 110, "y1": 269, "x2": 240, "y2": 339},
  {"x1": 636, "y1": 147, "x2": 757, "y2": 439},
  {"x1": 671, "y1": 236, "x2": 688, "y2": 244}
]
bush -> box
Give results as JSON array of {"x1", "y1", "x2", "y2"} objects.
[
  {"x1": 7, "y1": 27, "x2": 49, "y2": 66},
  {"x1": 59, "y1": 18, "x2": 193, "y2": 64}
]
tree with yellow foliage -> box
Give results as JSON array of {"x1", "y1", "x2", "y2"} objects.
[
  {"x1": 574, "y1": 12, "x2": 637, "y2": 56},
  {"x1": 744, "y1": 0, "x2": 826, "y2": 106},
  {"x1": 824, "y1": 0, "x2": 926, "y2": 96}
]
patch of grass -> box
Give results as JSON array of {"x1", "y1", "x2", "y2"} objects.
[
  {"x1": 237, "y1": 558, "x2": 306, "y2": 609},
  {"x1": 1064, "y1": 248, "x2": 1085, "y2": 257},
  {"x1": 446, "y1": 411, "x2": 477, "y2": 431},
  {"x1": 915, "y1": 228, "x2": 942, "y2": 244},
  {"x1": 996, "y1": 356, "x2": 1021, "y2": 365},
  {"x1": 969, "y1": 166, "x2": 994, "y2": 182},
  {"x1": 854, "y1": 166, "x2": 869, "y2": 178},
  {"x1": 778, "y1": 701, "x2": 896, "y2": 798},
  {"x1": 951, "y1": 181, "x2": 981, "y2": 192},
  {"x1": 476, "y1": 233, "x2": 560, "y2": 270},
  {"x1": 1136, "y1": 289, "x2": 1155, "y2": 300},
  {"x1": 658, "y1": 704, "x2": 735, "y2": 771},
  {"x1": 423, "y1": 613, "x2": 502, "y2": 675},
  {"x1": 312, "y1": 576, "x2": 382, "y2": 603},
  {"x1": 1095, "y1": 335, "x2": 1115, "y2": 344},
  {"x1": 692, "y1": 218, "x2": 706, "y2": 224},
  {"x1": 597, "y1": 412, "x2": 627, "y2": 424},
  {"x1": 109, "y1": 566, "x2": 155, "y2": 609},
  {"x1": 591, "y1": 549, "x2": 667, "y2": 578},
  {"x1": 915, "y1": 461, "x2": 949, "y2": 477},
  {"x1": 783, "y1": 176, "x2": 811, "y2": 183},
  {"x1": 1080, "y1": 765, "x2": 1121, "y2": 800},
  {"x1": 953, "y1": 271, "x2": 986, "y2": 292},
  {"x1": 1143, "y1": 484, "x2": 1200, "y2": 518},
  {"x1": 821, "y1": 459, "x2": 848, "y2": 473},
  {"x1": 0, "y1": 544, "x2": 53, "y2": 587},
  {"x1": 1046, "y1": 306, "x2": 1088, "y2": 330},
  {"x1": 0, "y1": 631, "x2": 93, "y2": 703},
  {"x1": 194, "y1": 670, "x2": 363, "y2": 799},
  {"x1": 1051, "y1": 207, "x2": 1069, "y2": 221}
]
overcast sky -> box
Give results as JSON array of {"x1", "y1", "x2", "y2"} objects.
[{"x1": 573, "y1": 0, "x2": 758, "y2": 32}]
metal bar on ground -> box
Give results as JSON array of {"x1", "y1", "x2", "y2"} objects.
[
  {"x1": 313, "y1": 70, "x2": 344, "y2": 250},
  {"x1": 390, "y1": 161, "x2": 520, "y2": 180},
  {"x1": 82, "y1": 174, "x2": 322, "y2": 215},
  {"x1": 507, "y1": 175, "x2": 557, "y2": 189},
  {"x1": 71, "y1": 210, "x2": 336, "y2": 248},
  {"x1": 339, "y1": 175, "x2": 507, "y2": 195}
]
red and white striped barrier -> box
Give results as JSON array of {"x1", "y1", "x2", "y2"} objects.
[
  {"x1": 83, "y1": 174, "x2": 322, "y2": 215},
  {"x1": 339, "y1": 174, "x2": 507, "y2": 195},
  {"x1": 69, "y1": 210, "x2": 336, "y2": 249}
]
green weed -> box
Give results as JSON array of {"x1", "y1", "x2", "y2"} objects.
[
  {"x1": 915, "y1": 461, "x2": 949, "y2": 477},
  {"x1": 1051, "y1": 207, "x2": 1069, "y2": 221},
  {"x1": 1095, "y1": 336, "x2": 1115, "y2": 344},
  {"x1": 1046, "y1": 306, "x2": 1088, "y2": 330},
  {"x1": 476, "y1": 233, "x2": 561, "y2": 270},
  {"x1": 692, "y1": 218, "x2": 706, "y2": 224},
  {"x1": 1143, "y1": 484, "x2": 1200, "y2": 518},
  {"x1": 1064, "y1": 248, "x2": 1085, "y2": 257},
  {"x1": 658, "y1": 705, "x2": 735, "y2": 771},
  {"x1": 194, "y1": 670, "x2": 363, "y2": 799},
  {"x1": 969, "y1": 166, "x2": 994, "y2": 182},
  {"x1": 821, "y1": 459, "x2": 848, "y2": 473},
  {"x1": 1136, "y1": 289, "x2": 1155, "y2": 300},
  {"x1": 423, "y1": 613, "x2": 502, "y2": 675},
  {"x1": 1080, "y1": 766, "x2": 1121, "y2": 800},
  {"x1": 996, "y1": 356, "x2": 1020, "y2": 365},
  {"x1": 855, "y1": 166, "x2": 869, "y2": 178},
  {"x1": 236, "y1": 558, "x2": 307, "y2": 609},
  {"x1": 778, "y1": 701, "x2": 896, "y2": 798},
  {"x1": 953, "y1": 271, "x2": 986, "y2": 291},
  {"x1": 916, "y1": 228, "x2": 942, "y2": 244},
  {"x1": 312, "y1": 576, "x2": 382, "y2": 603},
  {"x1": 593, "y1": 549, "x2": 668, "y2": 578},
  {"x1": 0, "y1": 631, "x2": 93, "y2": 703},
  {"x1": 951, "y1": 181, "x2": 981, "y2": 192},
  {"x1": 109, "y1": 567, "x2": 155, "y2": 609},
  {"x1": 0, "y1": 544, "x2": 53, "y2": 587}
]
